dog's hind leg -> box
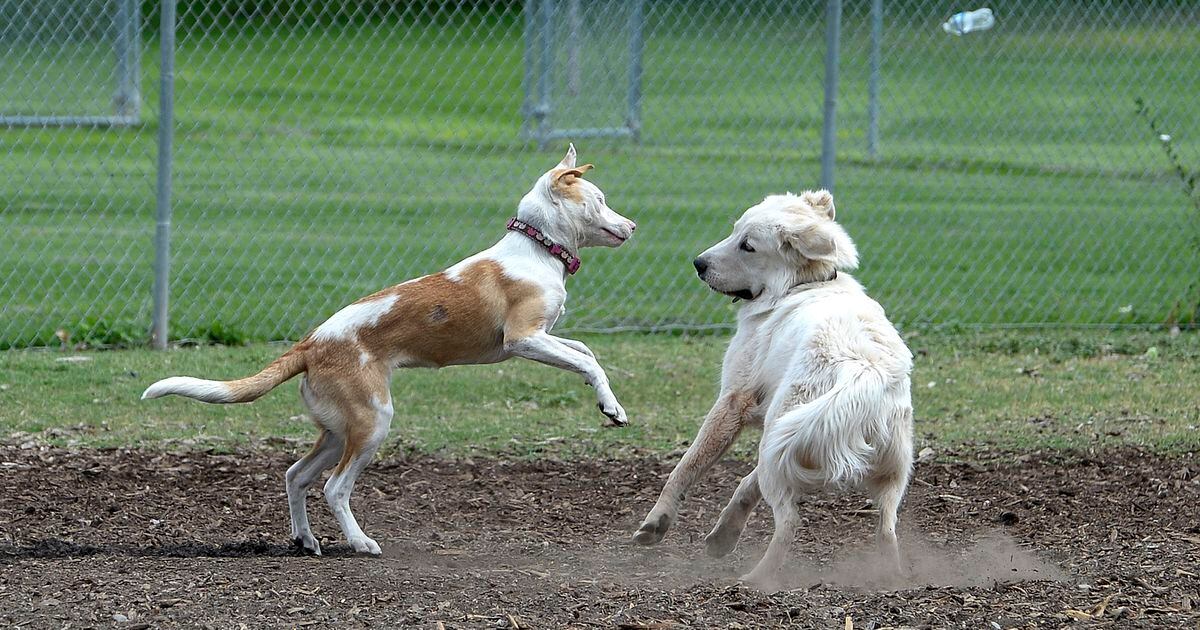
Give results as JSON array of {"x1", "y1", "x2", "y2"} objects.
[
  {"x1": 285, "y1": 429, "x2": 344, "y2": 555},
  {"x1": 867, "y1": 404, "x2": 913, "y2": 574},
  {"x1": 633, "y1": 391, "x2": 756, "y2": 545},
  {"x1": 871, "y1": 476, "x2": 906, "y2": 575},
  {"x1": 704, "y1": 467, "x2": 761, "y2": 558},
  {"x1": 868, "y1": 453, "x2": 912, "y2": 574},
  {"x1": 740, "y1": 491, "x2": 800, "y2": 589},
  {"x1": 285, "y1": 377, "x2": 348, "y2": 555},
  {"x1": 322, "y1": 388, "x2": 393, "y2": 555}
]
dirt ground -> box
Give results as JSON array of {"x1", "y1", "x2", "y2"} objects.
[{"x1": 1, "y1": 443, "x2": 1197, "y2": 629}]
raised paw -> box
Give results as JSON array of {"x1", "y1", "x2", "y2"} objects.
[
  {"x1": 598, "y1": 401, "x2": 628, "y2": 427},
  {"x1": 348, "y1": 535, "x2": 382, "y2": 556},
  {"x1": 632, "y1": 512, "x2": 671, "y2": 546},
  {"x1": 292, "y1": 533, "x2": 322, "y2": 556}
]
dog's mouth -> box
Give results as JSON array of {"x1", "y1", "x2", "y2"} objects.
[
  {"x1": 602, "y1": 227, "x2": 629, "y2": 244},
  {"x1": 720, "y1": 288, "x2": 758, "y2": 303}
]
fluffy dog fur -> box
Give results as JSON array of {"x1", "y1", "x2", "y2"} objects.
[
  {"x1": 142, "y1": 146, "x2": 636, "y2": 556},
  {"x1": 633, "y1": 190, "x2": 914, "y2": 585}
]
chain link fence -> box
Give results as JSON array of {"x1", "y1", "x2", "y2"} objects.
[{"x1": 2, "y1": 1, "x2": 1197, "y2": 348}]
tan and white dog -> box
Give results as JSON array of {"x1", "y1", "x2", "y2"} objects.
[
  {"x1": 142, "y1": 145, "x2": 636, "y2": 556},
  {"x1": 632, "y1": 191, "x2": 913, "y2": 585}
]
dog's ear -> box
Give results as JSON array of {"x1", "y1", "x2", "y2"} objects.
[
  {"x1": 549, "y1": 164, "x2": 594, "y2": 200},
  {"x1": 801, "y1": 189, "x2": 835, "y2": 220},
  {"x1": 784, "y1": 222, "x2": 838, "y2": 262},
  {"x1": 783, "y1": 219, "x2": 860, "y2": 269},
  {"x1": 557, "y1": 143, "x2": 578, "y2": 168}
]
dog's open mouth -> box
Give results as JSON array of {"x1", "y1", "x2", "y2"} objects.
[
  {"x1": 602, "y1": 228, "x2": 628, "y2": 243},
  {"x1": 721, "y1": 288, "x2": 757, "y2": 302}
]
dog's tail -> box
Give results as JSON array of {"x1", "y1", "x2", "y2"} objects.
[
  {"x1": 141, "y1": 345, "x2": 307, "y2": 404},
  {"x1": 756, "y1": 361, "x2": 891, "y2": 504}
]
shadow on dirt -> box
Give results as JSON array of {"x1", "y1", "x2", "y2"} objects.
[{"x1": 0, "y1": 538, "x2": 363, "y2": 559}]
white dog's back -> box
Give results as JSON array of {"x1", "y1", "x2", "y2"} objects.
[{"x1": 754, "y1": 280, "x2": 913, "y2": 504}]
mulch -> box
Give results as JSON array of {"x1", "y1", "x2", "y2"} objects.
[{"x1": 0, "y1": 442, "x2": 1197, "y2": 628}]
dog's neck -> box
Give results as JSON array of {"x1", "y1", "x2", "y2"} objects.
[
  {"x1": 790, "y1": 269, "x2": 838, "y2": 292},
  {"x1": 739, "y1": 269, "x2": 845, "y2": 319},
  {"x1": 506, "y1": 218, "x2": 582, "y2": 275}
]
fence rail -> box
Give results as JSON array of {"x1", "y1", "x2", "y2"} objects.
[{"x1": 2, "y1": 1, "x2": 1198, "y2": 349}]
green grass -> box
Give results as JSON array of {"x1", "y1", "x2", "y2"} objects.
[
  {"x1": 2, "y1": 330, "x2": 1197, "y2": 456},
  {"x1": 2, "y1": 7, "x2": 1199, "y2": 348}
]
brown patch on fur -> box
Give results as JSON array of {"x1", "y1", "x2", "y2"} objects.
[
  {"x1": 199, "y1": 260, "x2": 548, "y2": 475},
  {"x1": 550, "y1": 164, "x2": 594, "y2": 202},
  {"x1": 427, "y1": 304, "x2": 449, "y2": 324},
  {"x1": 301, "y1": 260, "x2": 546, "y2": 374}
]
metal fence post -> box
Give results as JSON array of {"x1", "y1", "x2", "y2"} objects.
[
  {"x1": 627, "y1": 0, "x2": 645, "y2": 142},
  {"x1": 820, "y1": 0, "x2": 841, "y2": 192},
  {"x1": 867, "y1": 0, "x2": 881, "y2": 160},
  {"x1": 151, "y1": 0, "x2": 177, "y2": 349},
  {"x1": 113, "y1": 0, "x2": 140, "y2": 119},
  {"x1": 566, "y1": 0, "x2": 582, "y2": 96},
  {"x1": 536, "y1": 0, "x2": 555, "y2": 149},
  {"x1": 521, "y1": 0, "x2": 536, "y2": 140}
]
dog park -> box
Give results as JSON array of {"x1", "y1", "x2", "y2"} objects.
[{"x1": 2, "y1": 1, "x2": 1198, "y2": 627}]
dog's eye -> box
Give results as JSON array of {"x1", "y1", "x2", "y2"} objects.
[{"x1": 739, "y1": 239, "x2": 755, "y2": 253}]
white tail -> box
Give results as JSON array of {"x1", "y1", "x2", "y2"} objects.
[
  {"x1": 141, "y1": 377, "x2": 235, "y2": 403},
  {"x1": 757, "y1": 363, "x2": 888, "y2": 504}
]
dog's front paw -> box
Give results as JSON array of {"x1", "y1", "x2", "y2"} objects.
[
  {"x1": 737, "y1": 569, "x2": 778, "y2": 591},
  {"x1": 704, "y1": 525, "x2": 741, "y2": 558},
  {"x1": 348, "y1": 535, "x2": 382, "y2": 556},
  {"x1": 632, "y1": 512, "x2": 672, "y2": 546},
  {"x1": 598, "y1": 401, "x2": 628, "y2": 427},
  {"x1": 292, "y1": 533, "x2": 322, "y2": 556}
]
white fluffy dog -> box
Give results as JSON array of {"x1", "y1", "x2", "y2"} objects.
[{"x1": 633, "y1": 190, "x2": 914, "y2": 585}]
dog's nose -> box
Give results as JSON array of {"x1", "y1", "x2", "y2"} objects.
[{"x1": 693, "y1": 257, "x2": 708, "y2": 276}]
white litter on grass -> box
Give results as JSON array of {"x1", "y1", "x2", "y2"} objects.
[
  {"x1": 942, "y1": 8, "x2": 995, "y2": 36},
  {"x1": 55, "y1": 356, "x2": 92, "y2": 363},
  {"x1": 1159, "y1": 133, "x2": 1172, "y2": 143}
]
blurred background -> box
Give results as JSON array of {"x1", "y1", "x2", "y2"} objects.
[{"x1": 2, "y1": 0, "x2": 1198, "y2": 348}]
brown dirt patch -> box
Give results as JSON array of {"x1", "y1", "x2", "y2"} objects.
[{"x1": 0, "y1": 444, "x2": 1197, "y2": 628}]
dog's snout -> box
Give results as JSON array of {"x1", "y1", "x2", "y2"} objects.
[{"x1": 693, "y1": 257, "x2": 708, "y2": 277}]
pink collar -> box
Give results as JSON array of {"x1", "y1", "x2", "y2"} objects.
[{"x1": 507, "y1": 217, "x2": 581, "y2": 275}]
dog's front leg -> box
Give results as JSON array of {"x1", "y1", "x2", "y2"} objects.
[
  {"x1": 632, "y1": 391, "x2": 756, "y2": 545},
  {"x1": 547, "y1": 335, "x2": 595, "y2": 359},
  {"x1": 703, "y1": 466, "x2": 761, "y2": 558},
  {"x1": 506, "y1": 332, "x2": 627, "y2": 426}
]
